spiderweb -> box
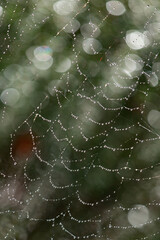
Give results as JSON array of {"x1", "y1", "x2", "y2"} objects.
[{"x1": 0, "y1": 0, "x2": 160, "y2": 239}]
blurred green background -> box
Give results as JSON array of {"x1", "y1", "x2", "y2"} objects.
[{"x1": 0, "y1": 0, "x2": 160, "y2": 239}]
